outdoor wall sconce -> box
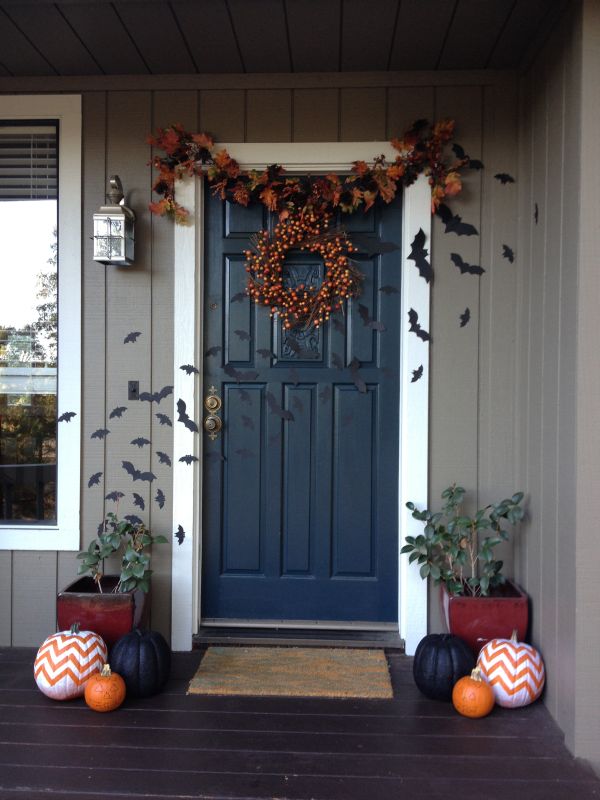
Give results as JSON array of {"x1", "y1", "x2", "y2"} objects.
[{"x1": 93, "y1": 175, "x2": 135, "y2": 265}]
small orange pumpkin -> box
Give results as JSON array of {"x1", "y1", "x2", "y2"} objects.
[
  {"x1": 452, "y1": 667, "x2": 495, "y2": 718},
  {"x1": 84, "y1": 664, "x2": 126, "y2": 712}
]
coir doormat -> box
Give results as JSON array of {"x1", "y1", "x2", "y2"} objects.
[{"x1": 187, "y1": 646, "x2": 393, "y2": 699}]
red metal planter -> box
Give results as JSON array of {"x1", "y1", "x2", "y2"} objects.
[
  {"x1": 57, "y1": 576, "x2": 149, "y2": 647},
  {"x1": 441, "y1": 580, "x2": 529, "y2": 655}
]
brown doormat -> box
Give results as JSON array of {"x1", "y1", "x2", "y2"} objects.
[{"x1": 187, "y1": 646, "x2": 393, "y2": 699}]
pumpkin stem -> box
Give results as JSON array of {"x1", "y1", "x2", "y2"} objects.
[
  {"x1": 70, "y1": 622, "x2": 80, "y2": 635},
  {"x1": 100, "y1": 664, "x2": 112, "y2": 677},
  {"x1": 471, "y1": 666, "x2": 484, "y2": 681},
  {"x1": 510, "y1": 629, "x2": 518, "y2": 642}
]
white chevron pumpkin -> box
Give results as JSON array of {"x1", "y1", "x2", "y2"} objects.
[
  {"x1": 34, "y1": 624, "x2": 108, "y2": 701},
  {"x1": 477, "y1": 630, "x2": 545, "y2": 708}
]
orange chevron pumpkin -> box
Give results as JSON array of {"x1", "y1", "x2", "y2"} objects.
[
  {"x1": 477, "y1": 630, "x2": 545, "y2": 708},
  {"x1": 34, "y1": 623, "x2": 108, "y2": 701}
]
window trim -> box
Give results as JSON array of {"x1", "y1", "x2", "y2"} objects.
[{"x1": 0, "y1": 95, "x2": 81, "y2": 550}]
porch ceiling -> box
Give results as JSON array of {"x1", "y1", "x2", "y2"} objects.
[{"x1": 0, "y1": 0, "x2": 562, "y2": 78}]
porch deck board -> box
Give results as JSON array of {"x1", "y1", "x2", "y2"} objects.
[{"x1": 0, "y1": 649, "x2": 598, "y2": 800}]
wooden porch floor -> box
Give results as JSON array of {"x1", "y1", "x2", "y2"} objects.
[{"x1": 1, "y1": 647, "x2": 599, "y2": 800}]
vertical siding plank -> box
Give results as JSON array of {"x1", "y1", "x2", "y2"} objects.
[
  {"x1": 246, "y1": 90, "x2": 292, "y2": 142},
  {"x1": 386, "y1": 87, "x2": 435, "y2": 138},
  {"x1": 0, "y1": 553, "x2": 12, "y2": 645},
  {"x1": 199, "y1": 90, "x2": 245, "y2": 141},
  {"x1": 12, "y1": 553, "x2": 56, "y2": 644},
  {"x1": 340, "y1": 88, "x2": 386, "y2": 141},
  {"x1": 293, "y1": 89, "x2": 339, "y2": 142}
]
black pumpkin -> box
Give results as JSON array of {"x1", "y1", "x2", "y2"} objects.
[
  {"x1": 412, "y1": 634, "x2": 475, "y2": 701},
  {"x1": 110, "y1": 629, "x2": 171, "y2": 698}
]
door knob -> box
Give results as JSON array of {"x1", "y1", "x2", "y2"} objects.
[{"x1": 204, "y1": 414, "x2": 222, "y2": 440}]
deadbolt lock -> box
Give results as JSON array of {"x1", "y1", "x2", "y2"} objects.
[{"x1": 204, "y1": 386, "x2": 222, "y2": 412}]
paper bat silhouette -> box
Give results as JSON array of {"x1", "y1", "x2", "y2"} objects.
[
  {"x1": 155, "y1": 413, "x2": 172, "y2": 427},
  {"x1": 122, "y1": 460, "x2": 156, "y2": 482},
  {"x1": 460, "y1": 308, "x2": 471, "y2": 328},
  {"x1": 132, "y1": 492, "x2": 145, "y2": 510},
  {"x1": 139, "y1": 385, "x2": 173, "y2": 404},
  {"x1": 288, "y1": 368, "x2": 300, "y2": 386},
  {"x1": 155, "y1": 489, "x2": 166, "y2": 509},
  {"x1": 407, "y1": 228, "x2": 433, "y2": 283},
  {"x1": 205, "y1": 346, "x2": 221, "y2": 358},
  {"x1": 319, "y1": 386, "x2": 332, "y2": 404},
  {"x1": 156, "y1": 451, "x2": 172, "y2": 466},
  {"x1": 358, "y1": 303, "x2": 386, "y2": 332},
  {"x1": 436, "y1": 203, "x2": 478, "y2": 237},
  {"x1": 331, "y1": 353, "x2": 344, "y2": 370},
  {"x1": 350, "y1": 233, "x2": 399, "y2": 256},
  {"x1": 292, "y1": 397, "x2": 304, "y2": 413},
  {"x1": 349, "y1": 358, "x2": 367, "y2": 394},
  {"x1": 239, "y1": 388, "x2": 252, "y2": 405},
  {"x1": 205, "y1": 451, "x2": 225, "y2": 463},
  {"x1": 234, "y1": 329, "x2": 252, "y2": 342},
  {"x1": 241, "y1": 414, "x2": 255, "y2": 430},
  {"x1": 266, "y1": 391, "x2": 295, "y2": 421},
  {"x1": 131, "y1": 437, "x2": 151, "y2": 448},
  {"x1": 105, "y1": 491, "x2": 125, "y2": 502},
  {"x1": 58, "y1": 411, "x2": 76, "y2": 423},
  {"x1": 87, "y1": 472, "x2": 102, "y2": 488},
  {"x1": 174, "y1": 525, "x2": 185, "y2": 545},
  {"x1": 124, "y1": 331, "x2": 141, "y2": 344},
  {"x1": 411, "y1": 365, "x2": 424, "y2": 383},
  {"x1": 332, "y1": 318, "x2": 345, "y2": 334},
  {"x1": 379, "y1": 285, "x2": 399, "y2": 295},
  {"x1": 451, "y1": 143, "x2": 483, "y2": 170},
  {"x1": 408, "y1": 308, "x2": 431, "y2": 342},
  {"x1": 256, "y1": 349, "x2": 276, "y2": 359},
  {"x1": 179, "y1": 454, "x2": 198, "y2": 465},
  {"x1": 534, "y1": 203, "x2": 539, "y2": 224},
  {"x1": 230, "y1": 291, "x2": 246, "y2": 303},
  {"x1": 502, "y1": 245, "x2": 515, "y2": 263},
  {"x1": 124, "y1": 514, "x2": 143, "y2": 525},
  {"x1": 176, "y1": 398, "x2": 199, "y2": 433},
  {"x1": 91, "y1": 428, "x2": 110, "y2": 440},
  {"x1": 109, "y1": 406, "x2": 127, "y2": 419},
  {"x1": 180, "y1": 364, "x2": 199, "y2": 375},
  {"x1": 224, "y1": 364, "x2": 259, "y2": 383},
  {"x1": 450, "y1": 253, "x2": 485, "y2": 276},
  {"x1": 235, "y1": 448, "x2": 255, "y2": 459},
  {"x1": 494, "y1": 173, "x2": 515, "y2": 184}
]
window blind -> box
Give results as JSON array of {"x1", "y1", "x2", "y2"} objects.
[{"x1": 0, "y1": 124, "x2": 57, "y2": 200}]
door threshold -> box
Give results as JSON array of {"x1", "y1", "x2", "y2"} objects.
[{"x1": 194, "y1": 625, "x2": 405, "y2": 651}]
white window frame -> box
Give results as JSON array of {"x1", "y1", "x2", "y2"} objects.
[
  {"x1": 172, "y1": 144, "x2": 430, "y2": 654},
  {"x1": 0, "y1": 95, "x2": 81, "y2": 550}
]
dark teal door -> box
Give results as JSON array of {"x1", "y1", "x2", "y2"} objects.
[{"x1": 201, "y1": 188, "x2": 401, "y2": 623}]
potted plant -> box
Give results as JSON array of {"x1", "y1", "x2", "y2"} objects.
[
  {"x1": 57, "y1": 512, "x2": 167, "y2": 645},
  {"x1": 402, "y1": 484, "x2": 527, "y2": 653}
]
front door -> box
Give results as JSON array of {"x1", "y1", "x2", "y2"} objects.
[{"x1": 201, "y1": 187, "x2": 402, "y2": 624}]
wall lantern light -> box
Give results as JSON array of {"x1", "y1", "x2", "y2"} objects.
[{"x1": 93, "y1": 175, "x2": 135, "y2": 265}]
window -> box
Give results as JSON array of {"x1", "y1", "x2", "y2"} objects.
[{"x1": 0, "y1": 96, "x2": 81, "y2": 550}]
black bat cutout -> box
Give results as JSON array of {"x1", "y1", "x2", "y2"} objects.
[
  {"x1": 176, "y1": 398, "x2": 199, "y2": 433},
  {"x1": 58, "y1": 411, "x2": 76, "y2": 423},
  {"x1": 124, "y1": 331, "x2": 141, "y2": 344},
  {"x1": 350, "y1": 233, "x2": 400, "y2": 256},
  {"x1": 230, "y1": 291, "x2": 246, "y2": 303},
  {"x1": 239, "y1": 388, "x2": 252, "y2": 405},
  {"x1": 288, "y1": 368, "x2": 300, "y2": 386},
  {"x1": 450, "y1": 253, "x2": 485, "y2": 276},
  {"x1": 205, "y1": 451, "x2": 225, "y2": 463},
  {"x1": 349, "y1": 358, "x2": 367, "y2": 394},
  {"x1": 180, "y1": 364, "x2": 199, "y2": 375},
  {"x1": 109, "y1": 406, "x2": 127, "y2": 419},
  {"x1": 155, "y1": 489, "x2": 166, "y2": 509},
  {"x1": 436, "y1": 203, "x2": 479, "y2": 237},
  {"x1": 331, "y1": 353, "x2": 344, "y2": 370},
  {"x1": 224, "y1": 364, "x2": 259, "y2": 383},
  {"x1": 451, "y1": 143, "x2": 484, "y2": 171},
  {"x1": 174, "y1": 525, "x2": 185, "y2": 545},
  {"x1": 292, "y1": 397, "x2": 304, "y2": 414},
  {"x1": 156, "y1": 451, "x2": 172, "y2": 466},
  {"x1": 358, "y1": 303, "x2": 387, "y2": 332},
  {"x1": 408, "y1": 309, "x2": 431, "y2": 342},
  {"x1": 319, "y1": 386, "x2": 332, "y2": 404},
  {"x1": 179, "y1": 454, "x2": 198, "y2": 465},
  {"x1": 502, "y1": 244, "x2": 515, "y2": 264},
  {"x1": 266, "y1": 391, "x2": 294, "y2": 421},
  {"x1": 91, "y1": 428, "x2": 110, "y2": 440},
  {"x1": 494, "y1": 173, "x2": 515, "y2": 184},
  {"x1": 105, "y1": 490, "x2": 125, "y2": 503},
  {"x1": 234, "y1": 329, "x2": 252, "y2": 342},
  {"x1": 332, "y1": 317, "x2": 345, "y2": 334},
  {"x1": 235, "y1": 448, "x2": 255, "y2": 459},
  {"x1": 460, "y1": 308, "x2": 471, "y2": 328},
  {"x1": 256, "y1": 349, "x2": 276, "y2": 360},
  {"x1": 87, "y1": 472, "x2": 102, "y2": 488},
  {"x1": 534, "y1": 203, "x2": 539, "y2": 225},
  {"x1": 139, "y1": 385, "x2": 173, "y2": 404},
  {"x1": 411, "y1": 365, "x2": 424, "y2": 383},
  {"x1": 131, "y1": 437, "x2": 151, "y2": 448},
  {"x1": 124, "y1": 514, "x2": 143, "y2": 525},
  {"x1": 132, "y1": 492, "x2": 145, "y2": 510},
  {"x1": 155, "y1": 413, "x2": 172, "y2": 427},
  {"x1": 380, "y1": 285, "x2": 399, "y2": 295},
  {"x1": 205, "y1": 346, "x2": 222, "y2": 358},
  {"x1": 122, "y1": 460, "x2": 156, "y2": 483},
  {"x1": 241, "y1": 414, "x2": 255, "y2": 430},
  {"x1": 407, "y1": 228, "x2": 433, "y2": 283}
]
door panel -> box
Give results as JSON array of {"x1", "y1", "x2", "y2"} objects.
[{"x1": 201, "y1": 188, "x2": 402, "y2": 623}]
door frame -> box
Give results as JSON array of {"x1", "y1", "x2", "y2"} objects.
[{"x1": 170, "y1": 143, "x2": 431, "y2": 655}]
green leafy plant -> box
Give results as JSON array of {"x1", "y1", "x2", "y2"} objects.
[
  {"x1": 76, "y1": 512, "x2": 168, "y2": 593},
  {"x1": 402, "y1": 485, "x2": 525, "y2": 597}
]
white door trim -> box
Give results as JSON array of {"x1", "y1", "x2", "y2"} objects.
[{"x1": 171, "y1": 143, "x2": 430, "y2": 654}]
